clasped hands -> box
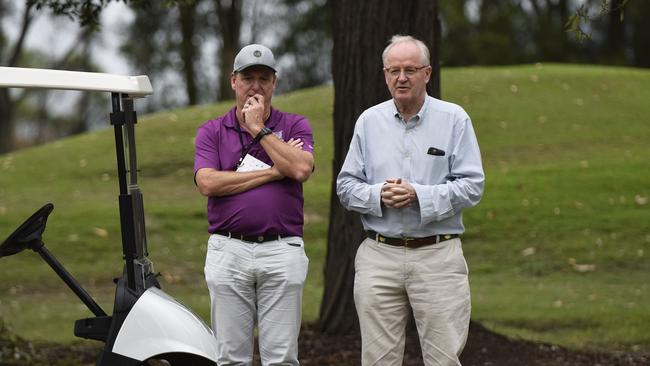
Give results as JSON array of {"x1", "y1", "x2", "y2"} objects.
[{"x1": 381, "y1": 178, "x2": 417, "y2": 209}]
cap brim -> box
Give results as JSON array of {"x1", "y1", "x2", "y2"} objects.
[{"x1": 233, "y1": 63, "x2": 277, "y2": 73}]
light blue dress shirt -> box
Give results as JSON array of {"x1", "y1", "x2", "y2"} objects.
[{"x1": 336, "y1": 95, "x2": 485, "y2": 238}]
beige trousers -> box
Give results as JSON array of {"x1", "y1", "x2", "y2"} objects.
[{"x1": 354, "y1": 237, "x2": 470, "y2": 366}]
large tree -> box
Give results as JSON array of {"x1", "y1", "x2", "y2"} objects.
[
  {"x1": 320, "y1": 0, "x2": 441, "y2": 334},
  {"x1": 214, "y1": 0, "x2": 242, "y2": 101}
]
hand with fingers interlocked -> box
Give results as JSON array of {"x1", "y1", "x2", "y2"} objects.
[{"x1": 381, "y1": 177, "x2": 417, "y2": 209}]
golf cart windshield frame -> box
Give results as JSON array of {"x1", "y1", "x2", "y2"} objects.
[{"x1": 0, "y1": 66, "x2": 154, "y2": 292}]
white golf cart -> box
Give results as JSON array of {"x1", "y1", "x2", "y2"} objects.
[{"x1": 0, "y1": 67, "x2": 218, "y2": 365}]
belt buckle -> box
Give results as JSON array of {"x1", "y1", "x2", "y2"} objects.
[{"x1": 403, "y1": 237, "x2": 414, "y2": 247}]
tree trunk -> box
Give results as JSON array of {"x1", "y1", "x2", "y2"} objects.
[
  {"x1": 0, "y1": 89, "x2": 15, "y2": 154},
  {"x1": 0, "y1": 2, "x2": 34, "y2": 153},
  {"x1": 630, "y1": 1, "x2": 650, "y2": 67},
  {"x1": 605, "y1": 0, "x2": 626, "y2": 64},
  {"x1": 180, "y1": 2, "x2": 199, "y2": 105},
  {"x1": 528, "y1": 0, "x2": 571, "y2": 62},
  {"x1": 320, "y1": 0, "x2": 440, "y2": 335},
  {"x1": 215, "y1": 0, "x2": 242, "y2": 101}
]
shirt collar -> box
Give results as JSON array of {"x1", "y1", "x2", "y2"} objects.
[{"x1": 392, "y1": 96, "x2": 430, "y2": 128}]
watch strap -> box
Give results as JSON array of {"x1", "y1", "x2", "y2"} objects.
[{"x1": 254, "y1": 127, "x2": 273, "y2": 142}]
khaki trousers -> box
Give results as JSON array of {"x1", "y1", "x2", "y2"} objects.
[{"x1": 354, "y1": 237, "x2": 470, "y2": 366}]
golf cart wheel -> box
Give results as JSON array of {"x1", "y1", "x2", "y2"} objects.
[{"x1": 141, "y1": 354, "x2": 216, "y2": 365}]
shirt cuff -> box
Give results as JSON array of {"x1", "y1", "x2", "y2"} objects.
[
  {"x1": 411, "y1": 182, "x2": 454, "y2": 224},
  {"x1": 367, "y1": 182, "x2": 385, "y2": 217}
]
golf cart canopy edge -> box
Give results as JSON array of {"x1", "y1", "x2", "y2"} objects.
[{"x1": 0, "y1": 66, "x2": 153, "y2": 98}]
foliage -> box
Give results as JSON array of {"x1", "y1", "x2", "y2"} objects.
[
  {"x1": 566, "y1": 0, "x2": 630, "y2": 41},
  {"x1": 24, "y1": 0, "x2": 196, "y2": 30},
  {"x1": 27, "y1": 0, "x2": 125, "y2": 30}
]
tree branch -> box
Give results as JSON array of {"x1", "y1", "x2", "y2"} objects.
[{"x1": 8, "y1": 2, "x2": 36, "y2": 67}]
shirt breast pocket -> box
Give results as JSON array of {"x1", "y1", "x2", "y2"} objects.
[{"x1": 420, "y1": 152, "x2": 449, "y2": 182}]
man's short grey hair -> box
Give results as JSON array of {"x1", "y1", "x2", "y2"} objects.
[{"x1": 382, "y1": 35, "x2": 430, "y2": 67}]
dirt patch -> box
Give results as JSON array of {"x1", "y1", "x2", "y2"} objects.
[
  {"x1": 299, "y1": 321, "x2": 648, "y2": 366},
  {"x1": 2, "y1": 321, "x2": 648, "y2": 365}
]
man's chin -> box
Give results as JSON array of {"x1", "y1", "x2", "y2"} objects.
[{"x1": 393, "y1": 93, "x2": 412, "y2": 103}]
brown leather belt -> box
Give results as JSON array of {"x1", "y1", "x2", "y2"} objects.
[
  {"x1": 213, "y1": 230, "x2": 287, "y2": 243},
  {"x1": 367, "y1": 231, "x2": 459, "y2": 248}
]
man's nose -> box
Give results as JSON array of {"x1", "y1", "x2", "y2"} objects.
[{"x1": 250, "y1": 79, "x2": 262, "y2": 90}]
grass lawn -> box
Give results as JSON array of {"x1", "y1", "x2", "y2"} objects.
[{"x1": 0, "y1": 64, "x2": 648, "y2": 354}]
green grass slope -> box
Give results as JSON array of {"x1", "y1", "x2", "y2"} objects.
[{"x1": 0, "y1": 64, "x2": 648, "y2": 353}]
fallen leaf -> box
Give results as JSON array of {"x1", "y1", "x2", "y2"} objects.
[
  {"x1": 92, "y1": 227, "x2": 108, "y2": 238},
  {"x1": 634, "y1": 195, "x2": 648, "y2": 205},
  {"x1": 569, "y1": 258, "x2": 596, "y2": 272},
  {"x1": 573, "y1": 263, "x2": 596, "y2": 272},
  {"x1": 521, "y1": 247, "x2": 536, "y2": 257}
]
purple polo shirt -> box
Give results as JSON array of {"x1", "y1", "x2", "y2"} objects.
[{"x1": 194, "y1": 106, "x2": 314, "y2": 236}]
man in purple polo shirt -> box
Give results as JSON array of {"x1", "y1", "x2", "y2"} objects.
[{"x1": 194, "y1": 44, "x2": 314, "y2": 365}]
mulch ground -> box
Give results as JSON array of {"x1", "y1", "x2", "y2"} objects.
[
  {"x1": 298, "y1": 321, "x2": 648, "y2": 366},
  {"x1": 2, "y1": 321, "x2": 648, "y2": 365}
]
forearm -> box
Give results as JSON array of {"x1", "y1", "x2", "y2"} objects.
[
  {"x1": 259, "y1": 134, "x2": 313, "y2": 182},
  {"x1": 196, "y1": 168, "x2": 281, "y2": 197}
]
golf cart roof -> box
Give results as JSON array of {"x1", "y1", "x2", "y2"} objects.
[{"x1": 0, "y1": 66, "x2": 153, "y2": 98}]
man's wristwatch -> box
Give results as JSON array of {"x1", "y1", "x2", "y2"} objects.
[{"x1": 254, "y1": 127, "x2": 273, "y2": 142}]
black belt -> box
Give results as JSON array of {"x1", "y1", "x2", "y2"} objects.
[
  {"x1": 367, "y1": 231, "x2": 459, "y2": 248},
  {"x1": 213, "y1": 230, "x2": 287, "y2": 243}
]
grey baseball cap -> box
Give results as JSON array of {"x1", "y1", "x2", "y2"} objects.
[{"x1": 233, "y1": 44, "x2": 276, "y2": 73}]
